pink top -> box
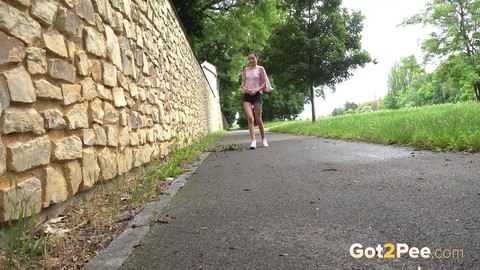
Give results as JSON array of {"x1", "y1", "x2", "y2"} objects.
[{"x1": 241, "y1": 66, "x2": 273, "y2": 93}]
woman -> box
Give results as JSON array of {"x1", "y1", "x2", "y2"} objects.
[{"x1": 241, "y1": 52, "x2": 272, "y2": 149}]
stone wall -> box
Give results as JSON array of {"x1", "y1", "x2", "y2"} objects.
[{"x1": 0, "y1": 0, "x2": 222, "y2": 221}]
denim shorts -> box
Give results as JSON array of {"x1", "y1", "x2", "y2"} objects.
[{"x1": 243, "y1": 92, "x2": 262, "y2": 104}]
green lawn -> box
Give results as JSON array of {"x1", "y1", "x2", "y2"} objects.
[{"x1": 267, "y1": 102, "x2": 480, "y2": 152}]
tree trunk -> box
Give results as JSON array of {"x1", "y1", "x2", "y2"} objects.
[
  {"x1": 475, "y1": 82, "x2": 480, "y2": 102},
  {"x1": 310, "y1": 84, "x2": 316, "y2": 122}
]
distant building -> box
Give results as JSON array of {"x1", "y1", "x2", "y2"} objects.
[{"x1": 201, "y1": 61, "x2": 225, "y2": 131}]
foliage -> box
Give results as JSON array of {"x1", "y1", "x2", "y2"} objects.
[
  {"x1": 380, "y1": 53, "x2": 477, "y2": 109},
  {"x1": 262, "y1": 79, "x2": 305, "y2": 121},
  {"x1": 263, "y1": 0, "x2": 372, "y2": 121},
  {"x1": 382, "y1": 55, "x2": 430, "y2": 109},
  {"x1": 269, "y1": 102, "x2": 480, "y2": 152},
  {"x1": 402, "y1": 0, "x2": 480, "y2": 100},
  {"x1": 331, "y1": 101, "x2": 357, "y2": 116},
  {"x1": 174, "y1": 0, "x2": 285, "y2": 126}
]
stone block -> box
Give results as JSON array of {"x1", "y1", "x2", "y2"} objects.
[
  {"x1": 136, "y1": 48, "x2": 144, "y2": 67},
  {"x1": 119, "y1": 109, "x2": 129, "y2": 126},
  {"x1": 103, "y1": 62, "x2": 117, "y2": 87},
  {"x1": 89, "y1": 60, "x2": 103, "y2": 82},
  {"x1": 31, "y1": 0, "x2": 59, "y2": 26},
  {"x1": 123, "y1": 20, "x2": 134, "y2": 39},
  {"x1": 62, "y1": 84, "x2": 82, "y2": 105},
  {"x1": 34, "y1": 79, "x2": 63, "y2": 101},
  {"x1": 65, "y1": 102, "x2": 89, "y2": 129},
  {"x1": 117, "y1": 147, "x2": 132, "y2": 175},
  {"x1": 94, "y1": 14, "x2": 104, "y2": 33},
  {"x1": 121, "y1": 49, "x2": 135, "y2": 77},
  {"x1": 105, "y1": 25, "x2": 122, "y2": 70},
  {"x1": 129, "y1": 83, "x2": 138, "y2": 99},
  {"x1": 97, "y1": 84, "x2": 112, "y2": 100},
  {"x1": 103, "y1": 102, "x2": 119, "y2": 124},
  {"x1": 82, "y1": 129, "x2": 96, "y2": 146},
  {"x1": 81, "y1": 147, "x2": 100, "y2": 190},
  {"x1": 93, "y1": 124, "x2": 106, "y2": 145},
  {"x1": 55, "y1": 7, "x2": 83, "y2": 40},
  {"x1": 8, "y1": 0, "x2": 30, "y2": 7},
  {"x1": 3, "y1": 66, "x2": 36, "y2": 103},
  {"x1": 62, "y1": 0, "x2": 73, "y2": 8},
  {"x1": 0, "y1": 2, "x2": 41, "y2": 44},
  {"x1": 106, "y1": 125, "x2": 118, "y2": 146},
  {"x1": 80, "y1": 77, "x2": 97, "y2": 101},
  {"x1": 62, "y1": 160, "x2": 82, "y2": 196},
  {"x1": 138, "y1": 86, "x2": 147, "y2": 101},
  {"x1": 118, "y1": 126, "x2": 130, "y2": 149},
  {"x1": 129, "y1": 131, "x2": 138, "y2": 146},
  {"x1": 0, "y1": 31, "x2": 25, "y2": 66},
  {"x1": 146, "y1": 128, "x2": 155, "y2": 143},
  {"x1": 67, "y1": 40, "x2": 75, "y2": 60},
  {"x1": 138, "y1": 128, "x2": 147, "y2": 144},
  {"x1": 1, "y1": 107, "x2": 45, "y2": 135},
  {"x1": 130, "y1": 111, "x2": 139, "y2": 129},
  {"x1": 151, "y1": 107, "x2": 160, "y2": 123},
  {"x1": 75, "y1": 0, "x2": 95, "y2": 25},
  {"x1": 121, "y1": 0, "x2": 132, "y2": 19},
  {"x1": 26, "y1": 47, "x2": 47, "y2": 74},
  {"x1": 0, "y1": 177, "x2": 42, "y2": 221},
  {"x1": 51, "y1": 135, "x2": 82, "y2": 161},
  {"x1": 133, "y1": 144, "x2": 153, "y2": 167},
  {"x1": 6, "y1": 135, "x2": 50, "y2": 172},
  {"x1": 41, "y1": 108, "x2": 67, "y2": 130},
  {"x1": 48, "y1": 59, "x2": 76, "y2": 83},
  {"x1": 111, "y1": 11, "x2": 123, "y2": 33},
  {"x1": 75, "y1": 50, "x2": 90, "y2": 76},
  {"x1": 41, "y1": 33, "x2": 68, "y2": 58},
  {"x1": 117, "y1": 72, "x2": 129, "y2": 90},
  {"x1": 84, "y1": 27, "x2": 106, "y2": 58},
  {"x1": 0, "y1": 79, "x2": 11, "y2": 115},
  {"x1": 112, "y1": 87, "x2": 127, "y2": 107},
  {"x1": 42, "y1": 165, "x2": 68, "y2": 208},
  {"x1": 0, "y1": 138, "x2": 5, "y2": 175},
  {"x1": 92, "y1": 0, "x2": 112, "y2": 24},
  {"x1": 89, "y1": 98, "x2": 104, "y2": 124},
  {"x1": 97, "y1": 147, "x2": 117, "y2": 180}
]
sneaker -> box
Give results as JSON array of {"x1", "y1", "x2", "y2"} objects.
[
  {"x1": 262, "y1": 139, "x2": 269, "y2": 147},
  {"x1": 250, "y1": 140, "x2": 256, "y2": 149}
]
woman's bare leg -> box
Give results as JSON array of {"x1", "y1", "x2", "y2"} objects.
[
  {"x1": 243, "y1": 102, "x2": 255, "y2": 141},
  {"x1": 253, "y1": 102, "x2": 265, "y2": 140}
]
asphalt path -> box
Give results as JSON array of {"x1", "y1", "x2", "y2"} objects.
[{"x1": 96, "y1": 130, "x2": 480, "y2": 269}]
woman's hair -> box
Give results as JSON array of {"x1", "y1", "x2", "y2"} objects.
[{"x1": 248, "y1": 52, "x2": 259, "y2": 58}]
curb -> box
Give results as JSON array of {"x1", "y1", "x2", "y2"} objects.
[{"x1": 81, "y1": 152, "x2": 211, "y2": 270}]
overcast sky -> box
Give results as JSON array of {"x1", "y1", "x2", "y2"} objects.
[{"x1": 299, "y1": 0, "x2": 430, "y2": 119}]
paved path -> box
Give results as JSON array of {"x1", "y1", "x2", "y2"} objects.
[{"x1": 88, "y1": 130, "x2": 480, "y2": 269}]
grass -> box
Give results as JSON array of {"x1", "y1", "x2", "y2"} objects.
[
  {"x1": 0, "y1": 130, "x2": 225, "y2": 269},
  {"x1": 0, "y1": 187, "x2": 45, "y2": 270},
  {"x1": 268, "y1": 102, "x2": 480, "y2": 152}
]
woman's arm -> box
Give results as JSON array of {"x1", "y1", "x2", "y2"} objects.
[
  {"x1": 241, "y1": 69, "x2": 248, "y2": 93},
  {"x1": 259, "y1": 66, "x2": 273, "y2": 92}
]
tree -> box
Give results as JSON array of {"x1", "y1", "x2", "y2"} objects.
[
  {"x1": 263, "y1": 0, "x2": 371, "y2": 121},
  {"x1": 403, "y1": 0, "x2": 480, "y2": 100},
  {"x1": 262, "y1": 81, "x2": 305, "y2": 121},
  {"x1": 171, "y1": 0, "x2": 268, "y2": 40},
  {"x1": 171, "y1": 0, "x2": 285, "y2": 126},
  {"x1": 384, "y1": 55, "x2": 429, "y2": 108}
]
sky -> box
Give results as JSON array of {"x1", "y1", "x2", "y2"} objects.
[{"x1": 299, "y1": 0, "x2": 431, "y2": 119}]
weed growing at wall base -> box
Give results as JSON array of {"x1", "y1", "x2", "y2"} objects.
[
  {"x1": 0, "y1": 184, "x2": 46, "y2": 270},
  {"x1": 268, "y1": 102, "x2": 480, "y2": 152}
]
